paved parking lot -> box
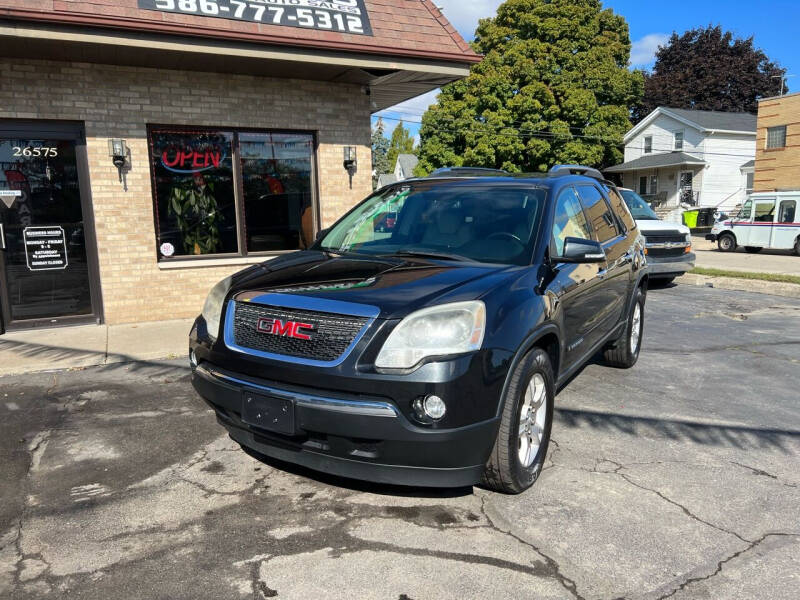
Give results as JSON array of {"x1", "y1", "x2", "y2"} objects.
[{"x1": 1, "y1": 284, "x2": 798, "y2": 600}]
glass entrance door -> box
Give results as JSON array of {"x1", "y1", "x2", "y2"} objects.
[{"x1": 0, "y1": 124, "x2": 100, "y2": 331}]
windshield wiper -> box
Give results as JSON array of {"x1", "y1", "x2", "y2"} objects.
[{"x1": 388, "y1": 249, "x2": 472, "y2": 262}]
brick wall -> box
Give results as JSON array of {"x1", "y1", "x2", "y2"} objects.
[
  {"x1": 0, "y1": 58, "x2": 372, "y2": 324},
  {"x1": 755, "y1": 93, "x2": 800, "y2": 192}
]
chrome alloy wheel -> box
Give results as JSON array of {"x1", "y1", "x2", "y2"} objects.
[
  {"x1": 518, "y1": 373, "x2": 548, "y2": 467},
  {"x1": 630, "y1": 302, "x2": 642, "y2": 355}
]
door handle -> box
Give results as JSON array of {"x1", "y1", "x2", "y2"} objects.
[{"x1": 0, "y1": 223, "x2": 5, "y2": 250}]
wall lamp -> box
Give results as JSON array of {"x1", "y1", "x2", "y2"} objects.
[
  {"x1": 343, "y1": 146, "x2": 357, "y2": 189},
  {"x1": 108, "y1": 139, "x2": 130, "y2": 188}
]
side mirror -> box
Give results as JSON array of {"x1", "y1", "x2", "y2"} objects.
[
  {"x1": 558, "y1": 237, "x2": 606, "y2": 263},
  {"x1": 315, "y1": 227, "x2": 330, "y2": 242}
]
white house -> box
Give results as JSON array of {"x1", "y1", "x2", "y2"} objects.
[
  {"x1": 606, "y1": 108, "x2": 756, "y2": 211},
  {"x1": 394, "y1": 153, "x2": 419, "y2": 181}
]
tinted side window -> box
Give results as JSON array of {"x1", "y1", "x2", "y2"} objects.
[
  {"x1": 577, "y1": 185, "x2": 618, "y2": 243},
  {"x1": 605, "y1": 186, "x2": 636, "y2": 232},
  {"x1": 778, "y1": 200, "x2": 796, "y2": 223},
  {"x1": 552, "y1": 187, "x2": 592, "y2": 256}
]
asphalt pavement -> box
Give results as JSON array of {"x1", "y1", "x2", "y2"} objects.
[{"x1": 1, "y1": 284, "x2": 798, "y2": 600}]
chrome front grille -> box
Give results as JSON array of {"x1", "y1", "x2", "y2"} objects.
[{"x1": 231, "y1": 301, "x2": 369, "y2": 363}]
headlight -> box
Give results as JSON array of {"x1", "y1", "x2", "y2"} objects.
[
  {"x1": 375, "y1": 301, "x2": 486, "y2": 370},
  {"x1": 201, "y1": 276, "x2": 232, "y2": 341}
]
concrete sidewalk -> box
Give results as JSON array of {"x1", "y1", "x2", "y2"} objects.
[
  {"x1": 0, "y1": 318, "x2": 193, "y2": 377},
  {"x1": 692, "y1": 236, "x2": 800, "y2": 276}
]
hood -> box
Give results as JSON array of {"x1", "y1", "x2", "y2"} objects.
[
  {"x1": 636, "y1": 219, "x2": 691, "y2": 236},
  {"x1": 228, "y1": 251, "x2": 514, "y2": 319}
]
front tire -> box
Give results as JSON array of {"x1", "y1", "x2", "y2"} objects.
[
  {"x1": 604, "y1": 287, "x2": 645, "y2": 369},
  {"x1": 718, "y1": 233, "x2": 736, "y2": 252},
  {"x1": 482, "y1": 348, "x2": 554, "y2": 494},
  {"x1": 794, "y1": 238, "x2": 800, "y2": 257}
]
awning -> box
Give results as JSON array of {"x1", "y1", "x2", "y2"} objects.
[{"x1": 604, "y1": 152, "x2": 706, "y2": 173}]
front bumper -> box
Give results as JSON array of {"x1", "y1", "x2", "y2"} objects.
[
  {"x1": 192, "y1": 362, "x2": 499, "y2": 487},
  {"x1": 647, "y1": 252, "x2": 696, "y2": 278},
  {"x1": 705, "y1": 234, "x2": 718, "y2": 242}
]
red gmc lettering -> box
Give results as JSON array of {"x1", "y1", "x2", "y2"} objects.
[{"x1": 257, "y1": 318, "x2": 314, "y2": 340}]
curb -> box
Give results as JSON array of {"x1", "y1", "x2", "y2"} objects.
[{"x1": 676, "y1": 273, "x2": 800, "y2": 299}]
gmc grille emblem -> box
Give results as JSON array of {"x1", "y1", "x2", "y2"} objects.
[{"x1": 256, "y1": 318, "x2": 315, "y2": 341}]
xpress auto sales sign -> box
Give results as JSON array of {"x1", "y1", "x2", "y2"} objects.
[{"x1": 138, "y1": 0, "x2": 373, "y2": 36}]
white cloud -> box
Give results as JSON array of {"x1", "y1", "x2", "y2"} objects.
[
  {"x1": 630, "y1": 33, "x2": 669, "y2": 68},
  {"x1": 434, "y1": 0, "x2": 503, "y2": 39}
]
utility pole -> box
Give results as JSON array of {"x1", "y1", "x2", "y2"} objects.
[{"x1": 771, "y1": 74, "x2": 796, "y2": 96}]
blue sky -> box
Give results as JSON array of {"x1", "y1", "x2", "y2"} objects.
[{"x1": 373, "y1": 0, "x2": 800, "y2": 141}]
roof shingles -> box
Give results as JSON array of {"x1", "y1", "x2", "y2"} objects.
[
  {"x1": 664, "y1": 108, "x2": 757, "y2": 133},
  {"x1": 604, "y1": 152, "x2": 706, "y2": 173}
]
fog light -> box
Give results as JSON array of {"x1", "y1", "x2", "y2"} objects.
[
  {"x1": 189, "y1": 350, "x2": 198, "y2": 369},
  {"x1": 423, "y1": 395, "x2": 446, "y2": 420}
]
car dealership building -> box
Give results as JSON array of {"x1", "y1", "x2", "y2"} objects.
[{"x1": 0, "y1": 0, "x2": 478, "y2": 332}]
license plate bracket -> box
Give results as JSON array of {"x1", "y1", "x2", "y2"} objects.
[{"x1": 241, "y1": 391, "x2": 295, "y2": 435}]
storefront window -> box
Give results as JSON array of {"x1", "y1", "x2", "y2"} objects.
[
  {"x1": 149, "y1": 129, "x2": 237, "y2": 258},
  {"x1": 148, "y1": 127, "x2": 315, "y2": 261},
  {"x1": 239, "y1": 133, "x2": 315, "y2": 252}
]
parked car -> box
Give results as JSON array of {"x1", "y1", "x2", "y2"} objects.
[
  {"x1": 617, "y1": 188, "x2": 695, "y2": 284},
  {"x1": 190, "y1": 165, "x2": 648, "y2": 494},
  {"x1": 707, "y1": 192, "x2": 800, "y2": 255}
]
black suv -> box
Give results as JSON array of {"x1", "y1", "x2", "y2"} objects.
[{"x1": 190, "y1": 165, "x2": 648, "y2": 493}]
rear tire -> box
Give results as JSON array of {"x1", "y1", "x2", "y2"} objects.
[
  {"x1": 604, "y1": 287, "x2": 645, "y2": 369},
  {"x1": 718, "y1": 233, "x2": 736, "y2": 252},
  {"x1": 744, "y1": 246, "x2": 763, "y2": 253},
  {"x1": 482, "y1": 348, "x2": 554, "y2": 494}
]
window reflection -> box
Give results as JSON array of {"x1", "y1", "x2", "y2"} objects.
[{"x1": 240, "y1": 133, "x2": 314, "y2": 252}]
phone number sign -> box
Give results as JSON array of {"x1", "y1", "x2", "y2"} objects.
[{"x1": 138, "y1": 0, "x2": 373, "y2": 36}]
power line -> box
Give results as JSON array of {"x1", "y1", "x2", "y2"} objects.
[{"x1": 374, "y1": 114, "x2": 756, "y2": 160}]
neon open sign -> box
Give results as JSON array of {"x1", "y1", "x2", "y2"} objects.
[{"x1": 160, "y1": 147, "x2": 227, "y2": 173}]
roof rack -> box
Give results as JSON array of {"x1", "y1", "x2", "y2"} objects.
[
  {"x1": 426, "y1": 167, "x2": 509, "y2": 178},
  {"x1": 549, "y1": 164, "x2": 605, "y2": 182}
]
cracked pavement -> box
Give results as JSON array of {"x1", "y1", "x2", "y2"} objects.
[{"x1": 0, "y1": 284, "x2": 798, "y2": 599}]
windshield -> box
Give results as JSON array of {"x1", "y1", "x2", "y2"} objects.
[
  {"x1": 316, "y1": 182, "x2": 547, "y2": 266},
  {"x1": 736, "y1": 200, "x2": 752, "y2": 220},
  {"x1": 620, "y1": 189, "x2": 660, "y2": 220}
]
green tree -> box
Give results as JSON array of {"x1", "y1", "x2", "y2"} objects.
[
  {"x1": 415, "y1": 0, "x2": 643, "y2": 175},
  {"x1": 371, "y1": 118, "x2": 391, "y2": 188},
  {"x1": 633, "y1": 26, "x2": 786, "y2": 122},
  {"x1": 386, "y1": 121, "x2": 416, "y2": 172}
]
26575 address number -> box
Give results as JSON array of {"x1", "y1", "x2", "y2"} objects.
[{"x1": 140, "y1": 0, "x2": 372, "y2": 36}]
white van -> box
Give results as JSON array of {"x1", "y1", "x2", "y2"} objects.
[{"x1": 707, "y1": 192, "x2": 800, "y2": 255}]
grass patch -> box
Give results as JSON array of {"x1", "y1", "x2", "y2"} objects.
[{"x1": 689, "y1": 267, "x2": 800, "y2": 285}]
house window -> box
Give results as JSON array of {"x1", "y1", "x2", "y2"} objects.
[
  {"x1": 745, "y1": 172, "x2": 754, "y2": 194},
  {"x1": 674, "y1": 131, "x2": 684, "y2": 151},
  {"x1": 649, "y1": 175, "x2": 658, "y2": 195},
  {"x1": 644, "y1": 136, "x2": 653, "y2": 154},
  {"x1": 766, "y1": 126, "x2": 787, "y2": 149},
  {"x1": 148, "y1": 127, "x2": 316, "y2": 261},
  {"x1": 639, "y1": 176, "x2": 648, "y2": 195}
]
